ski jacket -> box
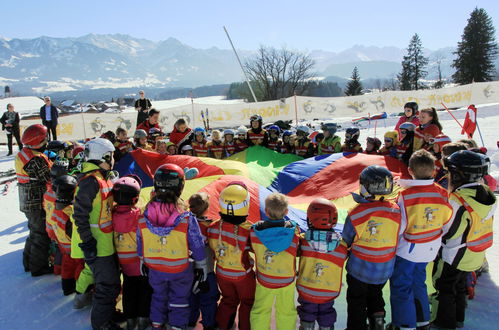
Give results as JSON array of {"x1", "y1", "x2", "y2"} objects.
[
  {"x1": 192, "y1": 141, "x2": 209, "y2": 157},
  {"x1": 113, "y1": 205, "x2": 141, "y2": 276},
  {"x1": 318, "y1": 135, "x2": 341, "y2": 155},
  {"x1": 16, "y1": 148, "x2": 51, "y2": 212}
]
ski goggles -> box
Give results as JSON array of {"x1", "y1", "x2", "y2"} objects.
[
  {"x1": 400, "y1": 129, "x2": 408, "y2": 135},
  {"x1": 384, "y1": 138, "x2": 393, "y2": 143}
]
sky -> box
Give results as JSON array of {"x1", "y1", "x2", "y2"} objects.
[{"x1": 2, "y1": 0, "x2": 499, "y2": 52}]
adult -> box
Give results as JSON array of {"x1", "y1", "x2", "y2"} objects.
[
  {"x1": 0, "y1": 103, "x2": 22, "y2": 155},
  {"x1": 137, "y1": 108, "x2": 161, "y2": 135},
  {"x1": 169, "y1": 118, "x2": 193, "y2": 151},
  {"x1": 394, "y1": 102, "x2": 420, "y2": 134},
  {"x1": 71, "y1": 138, "x2": 121, "y2": 329},
  {"x1": 40, "y1": 96, "x2": 59, "y2": 141},
  {"x1": 15, "y1": 124, "x2": 52, "y2": 276},
  {"x1": 134, "y1": 90, "x2": 152, "y2": 128}
]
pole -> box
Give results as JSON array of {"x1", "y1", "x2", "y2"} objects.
[
  {"x1": 441, "y1": 102, "x2": 466, "y2": 133},
  {"x1": 475, "y1": 120, "x2": 486, "y2": 147},
  {"x1": 374, "y1": 119, "x2": 378, "y2": 137},
  {"x1": 190, "y1": 90, "x2": 195, "y2": 127},
  {"x1": 80, "y1": 104, "x2": 87, "y2": 140},
  {"x1": 294, "y1": 92, "x2": 298, "y2": 125},
  {"x1": 223, "y1": 26, "x2": 258, "y2": 103}
]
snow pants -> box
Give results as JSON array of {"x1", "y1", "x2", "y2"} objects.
[
  {"x1": 390, "y1": 256, "x2": 430, "y2": 328},
  {"x1": 216, "y1": 272, "x2": 256, "y2": 330},
  {"x1": 60, "y1": 252, "x2": 85, "y2": 295},
  {"x1": 346, "y1": 273, "x2": 386, "y2": 330},
  {"x1": 148, "y1": 266, "x2": 194, "y2": 328},
  {"x1": 123, "y1": 274, "x2": 152, "y2": 319},
  {"x1": 22, "y1": 209, "x2": 51, "y2": 275},
  {"x1": 431, "y1": 258, "x2": 468, "y2": 329},
  {"x1": 297, "y1": 296, "x2": 337, "y2": 327},
  {"x1": 87, "y1": 255, "x2": 121, "y2": 330},
  {"x1": 76, "y1": 262, "x2": 95, "y2": 294},
  {"x1": 189, "y1": 271, "x2": 219, "y2": 327},
  {"x1": 250, "y1": 281, "x2": 297, "y2": 330}
]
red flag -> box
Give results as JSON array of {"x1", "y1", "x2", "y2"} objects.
[{"x1": 461, "y1": 104, "x2": 477, "y2": 137}]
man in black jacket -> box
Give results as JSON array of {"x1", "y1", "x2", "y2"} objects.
[
  {"x1": 0, "y1": 103, "x2": 22, "y2": 155},
  {"x1": 40, "y1": 96, "x2": 59, "y2": 141},
  {"x1": 134, "y1": 90, "x2": 152, "y2": 128}
]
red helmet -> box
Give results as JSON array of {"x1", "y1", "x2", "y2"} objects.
[
  {"x1": 153, "y1": 164, "x2": 185, "y2": 199},
  {"x1": 21, "y1": 124, "x2": 48, "y2": 148},
  {"x1": 71, "y1": 145, "x2": 85, "y2": 159},
  {"x1": 307, "y1": 198, "x2": 338, "y2": 230}
]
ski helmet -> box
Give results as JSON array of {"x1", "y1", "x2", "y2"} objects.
[
  {"x1": 194, "y1": 127, "x2": 206, "y2": 137},
  {"x1": 47, "y1": 140, "x2": 67, "y2": 153},
  {"x1": 268, "y1": 125, "x2": 281, "y2": 135},
  {"x1": 153, "y1": 164, "x2": 185, "y2": 202},
  {"x1": 366, "y1": 137, "x2": 382, "y2": 150},
  {"x1": 307, "y1": 198, "x2": 338, "y2": 230},
  {"x1": 315, "y1": 132, "x2": 325, "y2": 142},
  {"x1": 50, "y1": 162, "x2": 68, "y2": 180},
  {"x1": 223, "y1": 129, "x2": 235, "y2": 137},
  {"x1": 181, "y1": 144, "x2": 193, "y2": 153},
  {"x1": 399, "y1": 122, "x2": 416, "y2": 133},
  {"x1": 148, "y1": 128, "x2": 162, "y2": 139},
  {"x1": 113, "y1": 174, "x2": 142, "y2": 205},
  {"x1": 359, "y1": 165, "x2": 394, "y2": 198},
  {"x1": 444, "y1": 150, "x2": 490, "y2": 185},
  {"x1": 431, "y1": 134, "x2": 452, "y2": 152},
  {"x1": 250, "y1": 114, "x2": 262, "y2": 123},
  {"x1": 53, "y1": 174, "x2": 78, "y2": 204},
  {"x1": 84, "y1": 138, "x2": 115, "y2": 164},
  {"x1": 282, "y1": 130, "x2": 293, "y2": 138},
  {"x1": 321, "y1": 122, "x2": 338, "y2": 135},
  {"x1": 296, "y1": 125, "x2": 310, "y2": 137},
  {"x1": 404, "y1": 102, "x2": 418, "y2": 116},
  {"x1": 21, "y1": 124, "x2": 48, "y2": 149},
  {"x1": 100, "y1": 130, "x2": 116, "y2": 144},
  {"x1": 71, "y1": 145, "x2": 85, "y2": 160},
  {"x1": 345, "y1": 127, "x2": 360, "y2": 142},
  {"x1": 384, "y1": 131, "x2": 399, "y2": 144},
  {"x1": 134, "y1": 129, "x2": 147, "y2": 140},
  {"x1": 237, "y1": 126, "x2": 248, "y2": 135},
  {"x1": 219, "y1": 181, "x2": 250, "y2": 217}
]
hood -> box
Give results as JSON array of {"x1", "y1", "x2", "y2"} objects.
[
  {"x1": 144, "y1": 201, "x2": 182, "y2": 236},
  {"x1": 456, "y1": 184, "x2": 497, "y2": 220},
  {"x1": 112, "y1": 205, "x2": 141, "y2": 233},
  {"x1": 253, "y1": 221, "x2": 297, "y2": 253},
  {"x1": 169, "y1": 127, "x2": 192, "y2": 145}
]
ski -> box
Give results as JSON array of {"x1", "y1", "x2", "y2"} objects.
[
  {"x1": 201, "y1": 110, "x2": 207, "y2": 131},
  {"x1": 0, "y1": 176, "x2": 16, "y2": 185},
  {"x1": 0, "y1": 169, "x2": 15, "y2": 178},
  {"x1": 206, "y1": 108, "x2": 210, "y2": 131},
  {"x1": 1, "y1": 178, "x2": 16, "y2": 196}
]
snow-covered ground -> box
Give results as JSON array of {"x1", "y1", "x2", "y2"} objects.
[{"x1": 0, "y1": 105, "x2": 498, "y2": 329}]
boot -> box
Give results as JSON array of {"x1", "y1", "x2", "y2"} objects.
[
  {"x1": 61, "y1": 278, "x2": 76, "y2": 296},
  {"x1": 112, "y1": 310, "x2": 127, "y2": 323},
  {"x1": 137, "y1": 317, "x2": 150, "y2": 330},
  {"x1": 368, "y1": 312, "x2": 385, "y2": 330},
  {"x1": 31, "y1": 266, "x2": 53, "y2": 277},
  {"x1": 126, "y1": 318, "x2": 137, "y2": 330},
  {"x1": 318, "y1": 326, "x2": 334, "y2": 330},
  {"x1": 73, "y1": 291, "x2": 93, "y2": 309},
  {"x1": 99, "y1": 321, "x2": 123, "y2": 330},
  {"x1": 299, "y1": 321, "x2": 315, "y2": 330},
  {"x1": 456, "y1": 321, "x2": 464, "y2": 328},
  {"x1": 417, "y1": 325, "x2": 430, "y2": 330},
  {"x1": 151, "y1": 322, "x2": 165, "y2": 330},
  {"x1": 385, "y1": 323, "x2": 399, "y2": 330}
]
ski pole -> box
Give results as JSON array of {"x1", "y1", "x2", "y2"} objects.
[
  {"x1": 206, "y1": 108, "x2": 210, "y2": 131},
  {"x1": 441, "y1": 102, "x2": 466, "y2": 134},
  {"x1": 475, "y1": 119, "x2": 485, "y2": 147},
  {"x1": 201, "y1": 110, "x2": 207, "y2": 131}
]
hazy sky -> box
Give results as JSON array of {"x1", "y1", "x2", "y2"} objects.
[{"x1": 3, "y1": 0, "x2": 498, "y2": 51}]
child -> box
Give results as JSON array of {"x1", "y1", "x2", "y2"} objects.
[
  {"x1": 294, "y1": 125, "x2": 314, "y2": 158},
  {"x1": 112, "y1": 175, "x2": 152, "y2": 330},
  {"x1": 246, "y1": 114, "x2": 268, "y2": 147},
  {"x1": 431, "y1": 134, "x2": 452, "y2": 173},
  {"x1": 297, "y1": 198, "x2": 347, "y2": 330},
  {"x1": 169, "y1": 118, "x2": 193, "y2": 151},
  {"x1": 364, "y1": 137, "x2": 381, "y2": 155},
  {"x1": 114, "y1": 127, "x2": 133, "y2": 162},
  {"x1": 188, "y1": 193, "x2": 219, "y2": 330},
  {"x1": 431, "y1": 150, "x2": 496, "y2": 329},
  {"x1": 148, "y1": 128, "x2": 164, "y2": 149},
  {"x1": 155, "y1": 140, "x2": 168, "y2": 155},
  {"x1": 52, "y1": 174, "x2": 85, "y2": 296},
  {"x1": 342, "y1": 165, "x2": 401, "y2": 330},
  {"x1": 414, "y1": 107, "x2": 442, "y2": 151},
  {"x1": 395, "y1": 102, "x2": 420, "y2": 134},
  {"x1": 250, "y1": 192, "x2": 300, "y2": 329},
  {"x1": 341, "y1": 127, "x2": 363, "y2": 153},
  {"x1": 235, "y1": 126, "x2": 249, "y2": 152},
  {"x1": 379, "y1": 131, "x2": 399, "y2": 157},
  {"x1": 280, "y1": 130, "x2": 294, "y2": 154},
  {"x1": 207, "y1": 182, "x2": 255, "y2": 330},
  {"x1": 389, "y1": 150, "x2": 453, "y2": 330},
  {"x1": 165, "y1": 141, "x2": 177, "y2": 155},
  {"x1": 267, "y1": 125, "x2": 282, "y2": 152},
  {"x1": 319, "y1": 122, "x2": 341, "y2": 155},
  {"x1": 222, "y1": 129, "x2": 237, "y2": 157},
  {"x1": 207, "y1": 130, "x2": 225, "y2": 159},
  {"x1": 134, "y1": 129, "x2": 153, "y2": 151},
  {"x1": 136, "y1": 164, "x2": 208, "y2": 329},
  {"x1": 192, "y1": 127, "x2": 209, "y2": 157},
  {"x1": 397, "y1": 122, "x2": 417, "y2": 164},
  {"x1": 436, "y1": 143, "x2": 468, "y2": 189},
  {"x1": 181, "y1": 144, "x2": 194, "y2": 156}
]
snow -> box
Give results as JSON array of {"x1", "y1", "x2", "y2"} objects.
[
  {"x1": 0, "y1": 104, "x2": 498, "y2": 329},
  {"x1": 0, "y1": 96, "x2": 45, "y2": 117}
]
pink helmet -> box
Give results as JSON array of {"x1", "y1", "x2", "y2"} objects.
[{"x1": 113, "y1": 174, "x2": 142, "y2": 205}]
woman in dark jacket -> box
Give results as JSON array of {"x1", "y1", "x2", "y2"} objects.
[{"x1": 0, "y1": 103, "x2": 22, "y2": 155}]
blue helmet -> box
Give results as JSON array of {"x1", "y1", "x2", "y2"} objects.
[
  {"x1": 282, "y1": 130, "x2": 293, "y2": 138},
  {"x1": 194, "y1": 127, "x2": 206, "y2": 137},
  {"x1": 268, "y1": 125, "x2": 281, "y2": 135},
  {"x1": 321, "y1": 122, "x2": 338, "y2": 135}
]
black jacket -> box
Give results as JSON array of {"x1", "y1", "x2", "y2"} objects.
[
  {"x1": 0, "y1": 111, "x2": 20, "y2": 131},
  {"x1": 40, "y1": 104, "x2": 59, "y2": 126}
]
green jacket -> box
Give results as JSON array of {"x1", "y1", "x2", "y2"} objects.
[
  {"x1": 441, "y1": 184, "x2": 496, "y2": 271},
  {"x1": 318, "y1": 135, "x2": 341, "y2": 155}
]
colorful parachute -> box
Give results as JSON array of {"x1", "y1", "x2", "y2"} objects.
[{"x1": 116, "y1": 146, "x2": 410, "y2": 231}]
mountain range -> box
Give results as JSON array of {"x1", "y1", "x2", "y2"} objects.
[{"x1": 0, "y1": 34, "x2": 486, "y2": 95}]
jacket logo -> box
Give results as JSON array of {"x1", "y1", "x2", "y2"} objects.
[
  {"x1": 367, "y1": 220, "x2": 382, "y2": 237},
  {"x1": 314, "y1": 262, "x2": 328, "y2": 278},
  {"x1": 159, "y1": 236, "x2": 167, "y2": 245},
  {"x1": 424, "y1": 207, "x2": 438, "y2": 222},
  {"x1": 217, "y1": 244, "x2": 227, "y2": 257},
  {"x1": 117, "y1": 234, "x2": 124, "y2": 242},
  {"x1": 264, "y1": 249, "x2": 277, "y2": 264}
]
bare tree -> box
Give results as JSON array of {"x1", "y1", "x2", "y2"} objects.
[{"x1": 244, "y1": 46, "x2": 316, "y2": 101}]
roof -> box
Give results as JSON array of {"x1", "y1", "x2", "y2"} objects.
[{"x1": 0, "y1": 96, "x2": 45, "y2": 116}]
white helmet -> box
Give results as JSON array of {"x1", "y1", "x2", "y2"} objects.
[
  {"x1": 296, "y1": 125, "x2": 310, "y2": 135},
  {"x1": 84, "y1": 138, "x2": 115, "y2": 163},
  {"x1": 237, "y1": 126, "x2": 248, "y2": 135},
  {"x1": 224, "y1": 129, "x2": 235, "y2": 136}
]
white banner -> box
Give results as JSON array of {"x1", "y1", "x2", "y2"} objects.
[{"x1": 3, "y1": 81, "x2": 499, "y2": 143}]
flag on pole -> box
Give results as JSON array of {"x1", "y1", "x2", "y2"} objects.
[{"x1": 461, "y1": 104, "x2": 477, "y2": 138}]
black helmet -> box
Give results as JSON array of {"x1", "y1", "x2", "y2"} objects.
[
  {"x1": 345, "y1": 127, "x2": 360, "y2": 142},
  {"x1": 47, "y1": 140, "x2": 67, "y2": 153},
  {"x1": 404, "y1": 102, "x2": 418, "y2": 115},
  {"x1": 444, "y1": 150, "x2": 490, "y2": 185},
  {"x1": 367, "y1": 137, "x2": 382, "y2": 150},
  {"x1": 153, "y1": 164, "x2": 185, "y2": 202},
  {"x1": 53, "y1": 174, "x2": 78, "y2": 203},
  {"x1": 359, "y1": 165, "x2": 393, "y2": 198},
  {"x1": 113, "y1": 175, "x2": 142, "y2": 205},
  {"x1": 50, "y1": 161, "x2": 68, "y2": 180},
  {"x1": 100, "y1": 130, "x2": 116, "y2": 144}
]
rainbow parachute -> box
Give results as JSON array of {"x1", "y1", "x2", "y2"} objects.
[{"x1": 115, "y1": 146, "x2": 409, "y2": 230}]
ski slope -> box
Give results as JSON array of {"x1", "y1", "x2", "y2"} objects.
[{"x1": 0, "y1": 105, "x2": 498, "y2": 329}]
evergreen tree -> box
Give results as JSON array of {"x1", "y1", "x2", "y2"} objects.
[
  {"x1": 345, "y1": 66, "x2": 363, "y2": 96},
  {"x1": 453, "y1": 7, "x2": 498, "y2": 84},
  {"x1": 398, "y1": 34, "x2": 429, "y2": 90}
]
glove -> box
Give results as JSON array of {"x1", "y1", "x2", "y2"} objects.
[
  {"x1": 107, "y1": 170, "x2": 120, "y2": 183},
  {"x1": 79, "y1": 238, "x2": 97, "y2": 265},
  {"x1": 183, "y1": 167, "x2": 199, "y2": 180},
  {"x1": 140, "y1": 257, "x2": 149, "y2": 277},
  {"x1": 192, "y1": 258, "x2": 209, "y2": 293}
]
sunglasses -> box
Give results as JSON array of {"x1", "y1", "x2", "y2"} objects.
[
  {"x1": 400, "y1": 129, "x2": 408, "y2": 134},
  {"x1": 384, "y1": 138, "x2": 393, "y2": 143}
]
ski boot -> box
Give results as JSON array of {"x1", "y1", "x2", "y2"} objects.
[
  {"x1": 368, "y1": 312, "x2": 385, "y2": 330},
  {"x1": 416, "y1": 325, "x2": 430, "y2": 330},
  {"x1": 126, "y1": 318, "x2": 137, "y2": 330},
  {"x1": 318, "y1": 327, "x2": 334, "y2": 330},
  {"x1": 300, "y1": 321, "x2": 315, "y2": 330},
  {"x1": 73, "y1": 291, "x2": 93, "y2": 309},
  {"x1": 99, "y1": 321, "x2": 123, "y2": 330},
  {"x1": 137, "y1": 317, "x2": 150, "y2": 330},
  {"x1": 151, "y1": 322, "x2": 165, "y2": 330},
  {"x1": 384, "y1": 323, "x2": 399, "y2": 330}
]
